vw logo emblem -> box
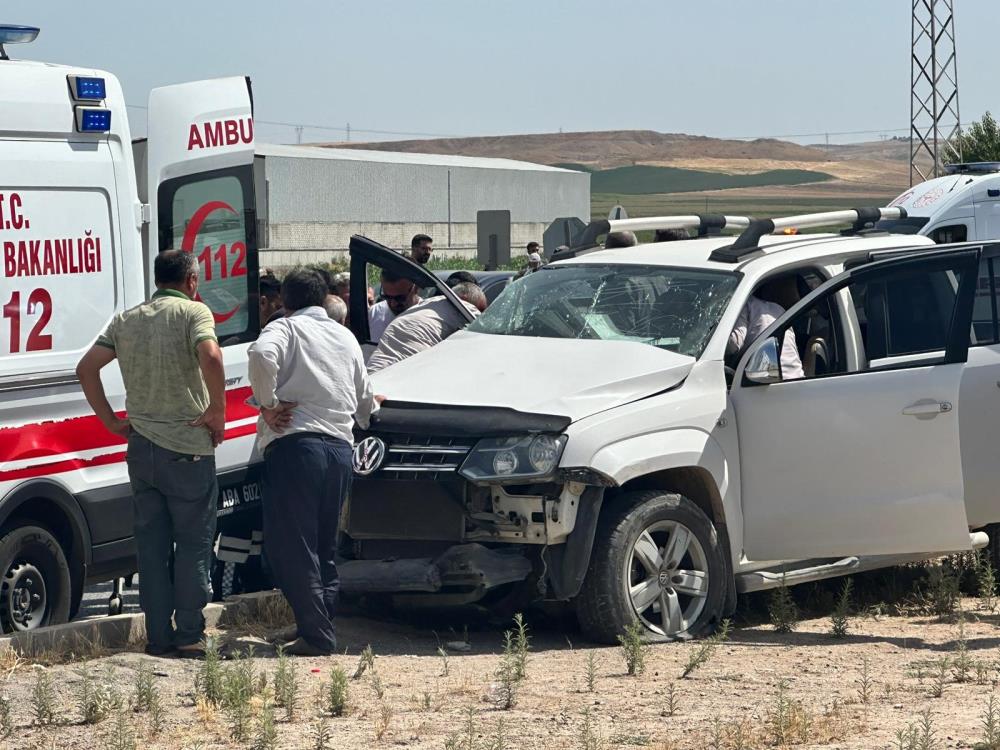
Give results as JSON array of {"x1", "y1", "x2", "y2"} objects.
[{"x1": 353, "y1": 436, "x2": 387, "y2": 476}]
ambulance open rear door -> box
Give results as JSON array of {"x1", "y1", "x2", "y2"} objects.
[{"x1": 140, "y1": 76, "x2": 260, "y2": 344}]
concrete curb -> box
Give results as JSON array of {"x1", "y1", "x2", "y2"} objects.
[{"x1": 0, "y1": 589, "x2": 286, "y2": 657}]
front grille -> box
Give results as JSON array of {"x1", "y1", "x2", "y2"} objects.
[{"x1": 376, "y1": 435, "x2": 476, "y2": 480}]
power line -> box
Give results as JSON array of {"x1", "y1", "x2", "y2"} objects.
[
  {"x1": 125, "y1": 103, "x2": 919, "y2": 143},
  {"x1": 125, "y1": 104, "x2": 459, "y2": 139},
  {"x1": 720, "y1": 126, "x2": 912, "y2": 141}
]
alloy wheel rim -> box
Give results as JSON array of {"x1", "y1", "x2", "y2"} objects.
[{"x1": 624, "y1": 519, "x2": 709, "y2": 637}]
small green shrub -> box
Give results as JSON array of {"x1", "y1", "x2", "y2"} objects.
[
  {"x1": 681, "y1": 619, "x2": 730, "y2": 678},
  {"x1": 768, "y1": 579, "x2": 799, "y2": 634},
  {"x1": 326, "y1": 666, "x2": 348, "y2": 717},
  {"x1": 618, "y1": 620, "x2": 648, "y2": 676},
  {"x1": 830, "y1": 578, "x2": 853, "y2": 638},
  {"x1": 31, "y1": 669, "x2": 57, "y2": 726}
]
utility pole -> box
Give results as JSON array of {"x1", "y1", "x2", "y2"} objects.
[
  {"x1": 295, "y1": 126, "x2": 303, "y2": 144},
  {"x1": 910, "y1": 0, "x2": 961, "y2": 184},
  {"x1": 346, "y1": 122, "x2": 351, "y2": 142}
]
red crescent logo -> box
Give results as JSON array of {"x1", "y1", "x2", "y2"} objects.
[{"x1": 180, "y1": 200, "x2": 242, "y2": 324}]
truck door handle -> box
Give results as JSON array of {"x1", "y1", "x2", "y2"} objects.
[{"x1": 902, "y1": 400, "x2": 953, "y2": 417}]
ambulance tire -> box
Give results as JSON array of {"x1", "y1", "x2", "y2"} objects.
[{"x1": 0, "y1": 525, "x2": 72, "y2": 633}]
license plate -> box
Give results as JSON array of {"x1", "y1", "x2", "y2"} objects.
[{"x1": 218, "y1": 480, "x2": 262, "y2": 517}]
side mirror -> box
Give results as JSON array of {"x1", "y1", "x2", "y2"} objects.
[{"x1": 745, "y1": 337, "x2": 782, "y2": 384}]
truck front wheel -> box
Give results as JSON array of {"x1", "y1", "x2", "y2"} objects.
[
  {"x1": 575, "y1": 490, "x2": 726, "y2": 644},
  {"x1": 0, "y1": 525, "x2": 72, "y2": 632}
]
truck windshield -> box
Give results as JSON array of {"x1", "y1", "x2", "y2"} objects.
[{"x1": 467, "y1": 264, "x2": 740, "y2": 357}]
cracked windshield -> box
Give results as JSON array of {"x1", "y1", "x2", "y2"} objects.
[{"x1": 468, "y1": 264, "x2": 740, "y2": 357}]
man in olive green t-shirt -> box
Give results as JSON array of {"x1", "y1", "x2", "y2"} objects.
[{"x1": 76, "y1": 250, "x2": 226, "y2": 658}]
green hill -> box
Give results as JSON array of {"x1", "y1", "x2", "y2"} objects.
[{"x1": 554, "y1": 164, "x2": 835, "y2": 194}]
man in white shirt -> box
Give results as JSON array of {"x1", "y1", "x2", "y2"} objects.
[
  {"x1": 368, "y1": 271, "x2": 420, "y2": 343},
  {"x1": 368, "y1": 283, "x2": 487, "y2": 373},
  {"x1": 248, "y1": 269, "x2": 380, "y2": 656},
  {"x1": 728, "y1": 277, "x2": 804, "y2": 380}
]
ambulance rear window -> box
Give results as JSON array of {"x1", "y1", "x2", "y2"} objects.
[{"x1": 158, "y1": 166, "x2": 258, "y2": 343}]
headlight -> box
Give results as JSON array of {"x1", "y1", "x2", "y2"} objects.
[{"x1": 460, "y1": 434, "x2": 568, "y2": 483}]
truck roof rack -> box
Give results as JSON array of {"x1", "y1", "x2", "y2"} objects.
[
  {"x1": 944, "y1": 162, "x2": 1000, "y2": 175},
  {"x1": 708, "y1": 207, "x2": 909, "y2": 264},
  {"x1": 552, "y1": 214, "x2": 752, "y2": 261}
]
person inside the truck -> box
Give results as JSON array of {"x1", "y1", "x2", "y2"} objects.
[
  {"x1": 604, "y1": 231, "x2": 638, "y2": 248},
  {"x1": 727, "y1": 275, "x2": 805, "y2": 380},
  {"x1": 369, "y1": 271, "x2": 420, "y2": 342}
]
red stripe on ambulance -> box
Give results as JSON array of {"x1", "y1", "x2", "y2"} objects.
[{"x1": 0, "y1": 386, "x2": 258, "y2": 481}]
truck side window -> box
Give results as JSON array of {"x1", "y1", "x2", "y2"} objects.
[
  {"x1": 157, "y1": 166, "x2": 259, "y2": 344},
  {"x1": 971, "y1": 257, "x2": 1000, "y2": 346},
  {"x1": 770, "y1": 263, "x2": 968, "y2": 379}
]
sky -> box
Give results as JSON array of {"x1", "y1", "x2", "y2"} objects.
[{"x1": 5, "y1": 0, "x2": 995, "y2": 146}]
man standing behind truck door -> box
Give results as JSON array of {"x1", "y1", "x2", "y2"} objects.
[
  {"x1": 248, "y1": 269, "x2": 381, "y2": 656},
  {"x1": 76, "y1": 250, "x2": 227, "y2": 658}
]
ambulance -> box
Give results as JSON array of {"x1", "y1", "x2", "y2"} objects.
[
  {"x1": 882, "y1": 162, "x2": 1000, "y2": 243},
  {"x1": 0, "y1": 25, "x2": 264, "y2": 631}
]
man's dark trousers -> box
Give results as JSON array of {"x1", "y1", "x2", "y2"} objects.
[
  {"x1": 126, "y1": 432, "x2": 218, "y2": 650},
  {"x1": 262, "y1": 432, "x2": 352, "y2": 653}
]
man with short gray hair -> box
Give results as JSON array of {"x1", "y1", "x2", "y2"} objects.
[
  {"x1": 367, "y1": 282, "x2": 485, "y2": 373},
  {"x1": 323, "y1": 294, "x2": 347, "y2": 325}
]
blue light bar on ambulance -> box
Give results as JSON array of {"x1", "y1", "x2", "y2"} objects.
[
  {"x1": 67, "y1": 75, "x2": 106, "y2": 102},
  {"x1": 75, "y1": 106, "x2": 111, "y2": 133}
]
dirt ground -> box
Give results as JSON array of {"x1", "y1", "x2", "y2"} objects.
[{"x1": 4, "y1": 593, "x2": 1000, "y2": 750}]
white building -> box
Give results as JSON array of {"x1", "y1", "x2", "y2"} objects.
[{"x1": 253, "y1": 144, "x2": 590, "y2": 267}]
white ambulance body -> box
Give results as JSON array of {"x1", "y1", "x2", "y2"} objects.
[
  {"x1": 881, "y1": 163, "x2": 1000, "y2": 243},
  {"x1": 0, "y1": 26, "x2": 263, "y2": 631}
]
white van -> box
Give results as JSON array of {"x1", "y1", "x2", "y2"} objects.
[
  {"x1": 881, "y1": 162, "x2": 1000, "y2": 243},
  {"x1": 0, "y1": 26, "x2": 262, "y2": 631}
]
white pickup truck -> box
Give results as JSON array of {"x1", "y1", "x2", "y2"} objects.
[{"x1": 341, "y1": 208, "x2": 999, "y2": 643}]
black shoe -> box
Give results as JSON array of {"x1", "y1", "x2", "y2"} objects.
[
  {"x1": 282, "y1": 637, "x2": 333, "y2": 657},
  {"x1": 270, "y1": 626, "x2": 299, "y2": 645},
  {"x1": 176, "y1": 643, "x2": 207, "y2": 659},
  {"x1": 144, "y1": 643, "x2": 177, "y2": 658}
]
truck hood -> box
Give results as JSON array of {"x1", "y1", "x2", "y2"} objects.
[{"x1": 370, "y1": 331, "x2": 695, "y2": 422}]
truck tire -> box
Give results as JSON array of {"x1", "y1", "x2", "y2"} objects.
[
  {"x1": 575, "y1": 490, "x2": 726, "y2": 644},
  {"x1": 0, "y1": 525, "x2": 72, "y2": 632}
]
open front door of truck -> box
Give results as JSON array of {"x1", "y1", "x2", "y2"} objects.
[
  {"x1": 348, "y1": 235, "x2": 474, "y2": 349},
  {"x1": 143, "y1": 76, "x2": 260, "y2": 478}
]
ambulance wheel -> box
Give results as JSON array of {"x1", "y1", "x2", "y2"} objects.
[{"x1": 0, "y1": 525, "x2": 72, "y2": 633}]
